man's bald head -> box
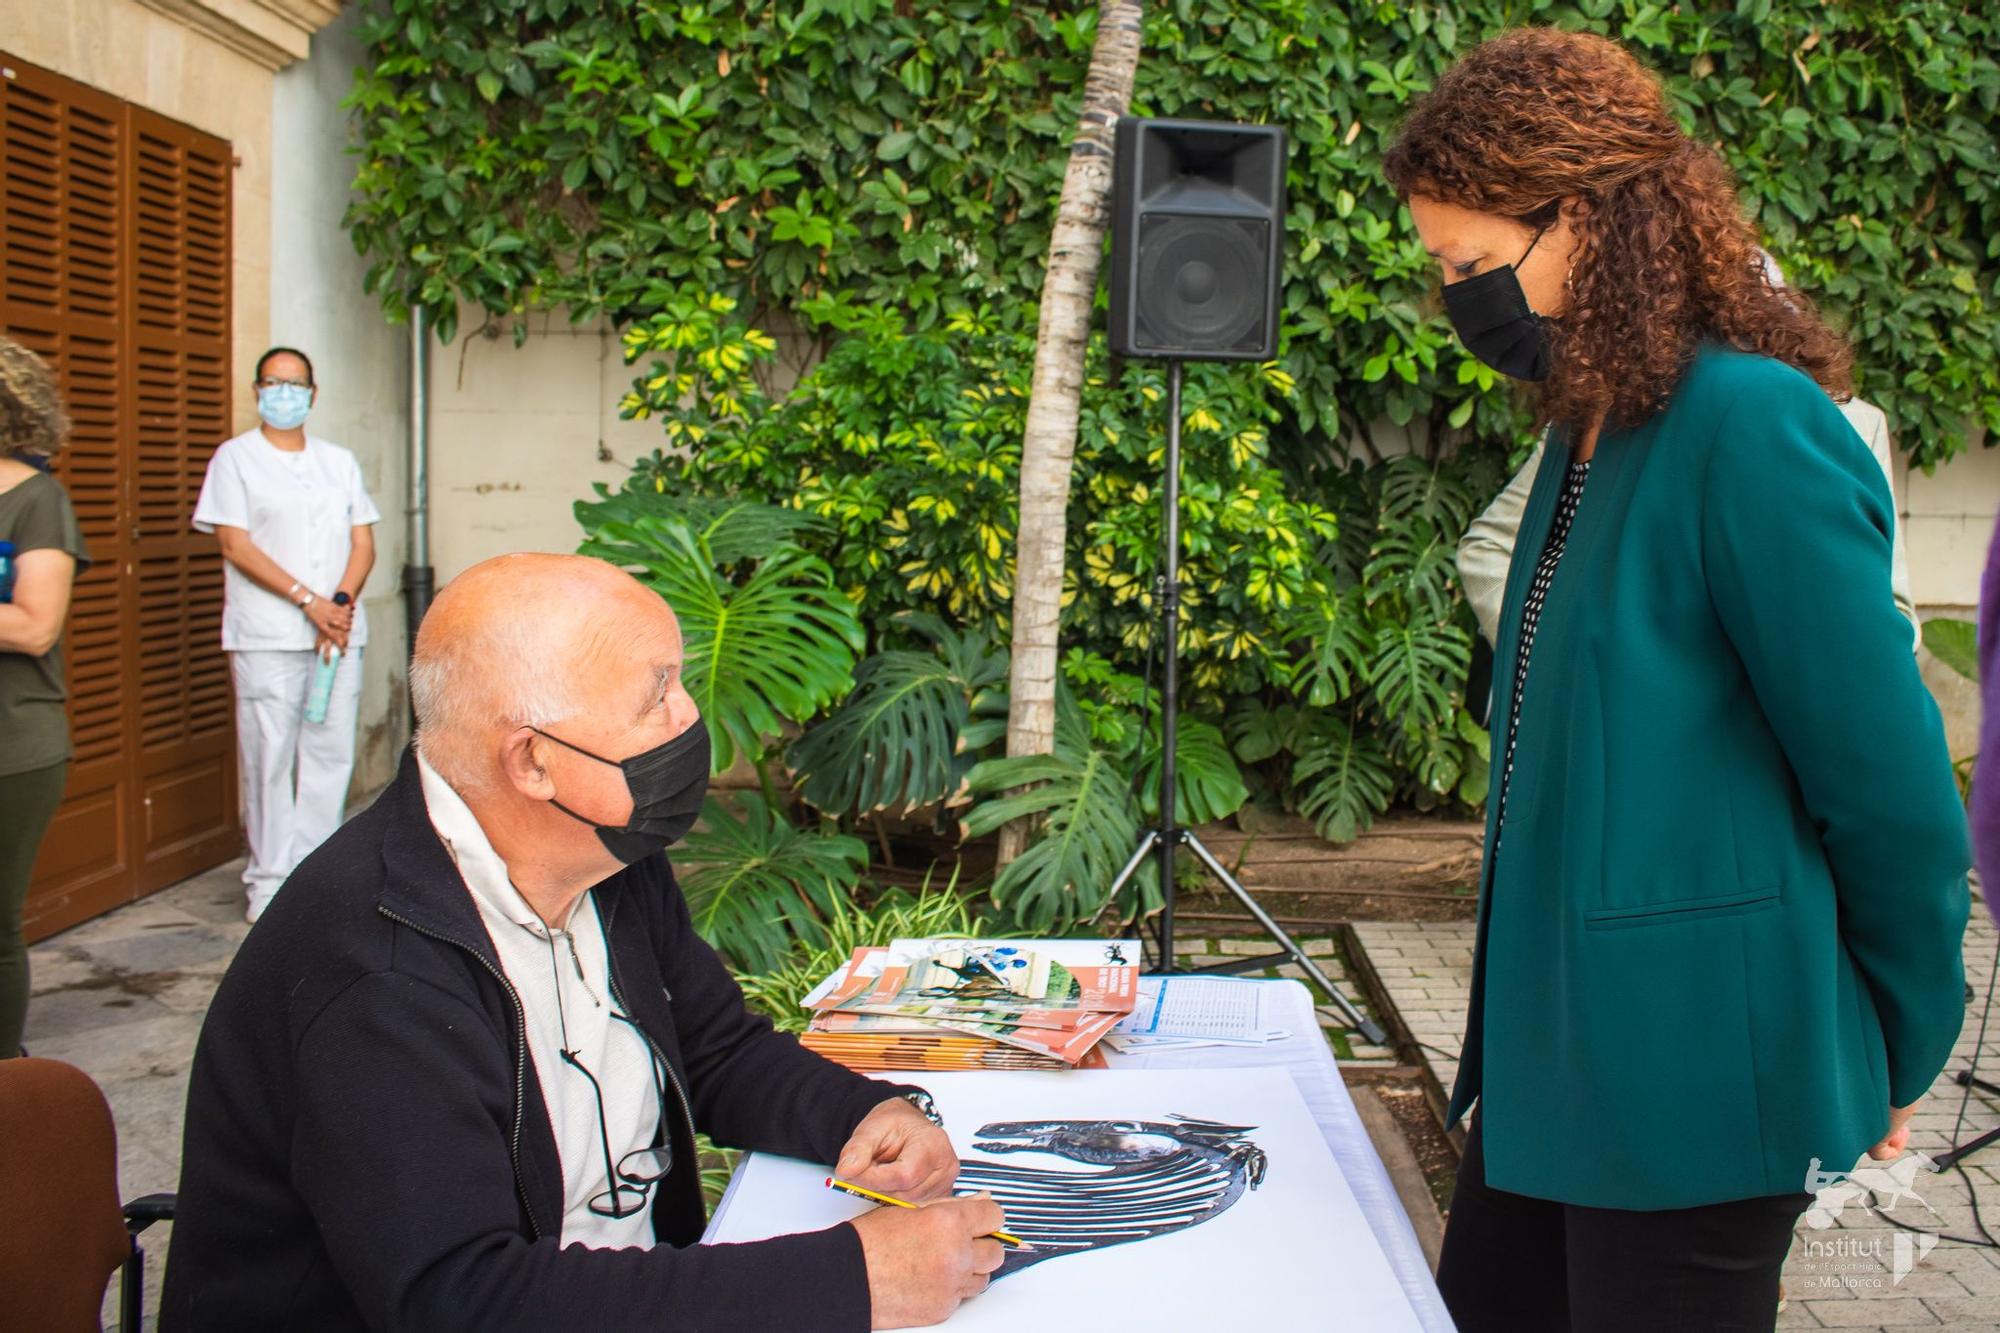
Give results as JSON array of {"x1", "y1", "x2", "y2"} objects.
[{"x1": 411, "y1": 553, "x2": 682, "y2": 790}]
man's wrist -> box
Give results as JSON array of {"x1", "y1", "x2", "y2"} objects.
[{"x1": 897, "y1": 1089, "x2": 942, "y2": 1128}]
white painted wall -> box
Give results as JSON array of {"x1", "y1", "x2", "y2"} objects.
[
  {"x1": 270, "y1": 7, "x2": 411, "y2": 793},
  {"x1": 424, "y1": 310, "x2": 663, "y2": 583},
  {"x1": 1896, "y1": 425, "x2": 1994, "y2": 758},
  {"x1": 1900, "y1": 432, "x2": 1999, "y2": 610}
]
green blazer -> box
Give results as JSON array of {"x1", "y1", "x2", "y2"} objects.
[{"x1": 1451, "y1": 344, "x2": 1970, "y2": 1210}]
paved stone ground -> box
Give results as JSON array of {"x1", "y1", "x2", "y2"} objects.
[
  {"x1": 1355, "y1": 908, "x2": 2000, "y2": 1330},
  {"x1": 1170, "y1": 934, "x2": 1400, "y2": 1062},
  {"x1": 23, "y1": 859, "x2": 250, "y2": 1329}
]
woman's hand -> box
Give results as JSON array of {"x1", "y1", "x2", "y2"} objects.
[
  {"x1": 304, "y1": 594, "x2": 351, "y2": 641},
  {"x1": 1867, "y1": 1102, "x2": 1919, "y2": 1161}
]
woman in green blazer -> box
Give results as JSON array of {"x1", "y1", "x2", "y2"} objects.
[{"x1": 1383, "y1": 29, "x2": 1970, "y2": 1331}]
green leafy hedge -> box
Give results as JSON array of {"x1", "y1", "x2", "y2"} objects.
[
  {"x1": 612, "y1": 297, "x2": 1502, "y2": 862},
  {"x1": 350, "y1": 0, "x2": 1997, "y2": 465}
]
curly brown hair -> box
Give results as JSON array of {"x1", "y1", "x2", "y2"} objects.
[
  {"x1": 0, "y1": 336, "x2": 68, "y2": 462},
  {"x1": 1384, "y1": 27, "x2": 1851, "y2": 432}
]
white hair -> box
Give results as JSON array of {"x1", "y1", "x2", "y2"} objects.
[{"x1": 410, "y1": 605, "x2": 583, "y2": 791}]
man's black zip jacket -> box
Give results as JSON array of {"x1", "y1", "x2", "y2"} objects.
[{"x1": 161, "y1": 749, "x2": 914, "y2": 1330}]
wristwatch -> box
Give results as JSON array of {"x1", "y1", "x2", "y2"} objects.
[{"x1": 900, "y1": 1090, "x2": 943, "y2": 1128}]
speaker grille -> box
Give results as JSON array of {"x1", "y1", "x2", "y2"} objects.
[{"x1": 1132, "y1": 213, "x2": 1270, "y2": 355}]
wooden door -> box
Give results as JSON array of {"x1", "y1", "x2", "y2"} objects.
[{"x1": 0, "y1": 54, "x2": 239, "y2": 940}]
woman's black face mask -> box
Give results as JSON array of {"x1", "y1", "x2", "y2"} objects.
[
  {"x1": 533, "y1": 718, "x2": 711, "y2": 864},
  {"x1": 1442, "y1": 222, "x2": 1553, "y2": 383}
]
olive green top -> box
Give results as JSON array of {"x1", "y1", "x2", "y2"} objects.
[
  {"x1": 0, "y1": 470, "x2": 90, "y2": 777},
  {"x1": 1451, "y1": 345, "x2": 1970, "y2": 1210}
]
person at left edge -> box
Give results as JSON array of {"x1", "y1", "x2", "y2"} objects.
[
  {"x1": 0, "y1": 337, "x2": 90, "y2": 1059},
  {"x1": 191, "y1": 347, "x2": 379, "y2": 923},
  {"x1": 162, "y1": 554, "x2": 990, "y2": 1331}
]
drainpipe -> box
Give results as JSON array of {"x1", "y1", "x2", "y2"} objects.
[{"x1": 402, "y1": 304, "x2": 435, "y2": 664}]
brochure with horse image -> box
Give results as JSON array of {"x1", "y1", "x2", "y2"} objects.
[{"x1": 704, "y1": 1066, "x2": 1422, "y2": 1331}]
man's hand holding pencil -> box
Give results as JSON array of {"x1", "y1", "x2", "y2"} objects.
[{"x1": 848, "y1": 1189, "x2": 1010, "y2": 1329}]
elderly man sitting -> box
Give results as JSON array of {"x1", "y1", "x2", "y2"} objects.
[{"x1": 162, "y1": 554, "x2": 1004, "y2": 1330}]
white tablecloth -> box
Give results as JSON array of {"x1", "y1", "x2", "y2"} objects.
[
  {"x1": 1103, "y1": 978, "x2": 1454, "y2": 1332},
  {"x1": 707, "y1": 978, "x2": 1455, "y2": 1331}
]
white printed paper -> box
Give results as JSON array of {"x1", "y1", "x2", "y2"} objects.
[{"x1": 705, "y1": 1067, "x2": 1423, "y2": 1331}]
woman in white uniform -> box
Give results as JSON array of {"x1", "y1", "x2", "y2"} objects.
[{"x1": 192, "y1": 348, "x2": 380, "y2": 921}]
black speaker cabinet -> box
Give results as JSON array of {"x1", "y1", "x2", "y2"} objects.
[{"x1": 1108, "y1": 118, "x2": 1286, "y2": 362}]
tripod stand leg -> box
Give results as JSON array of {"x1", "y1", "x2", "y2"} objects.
[
  {"x1": 1088, "y1": 829, "x2": 1160, "y2": 930},
  {"x1": 1179, "y1": 831, "x2": 1389, "y2": 1046}
]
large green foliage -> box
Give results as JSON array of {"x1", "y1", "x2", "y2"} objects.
[
  {"x1": 576, "y1": 497, "x2": 865, "y2": 774},
  {"x1": 639, "y1": 300, "x2": 1502, "y2": 843},
  {"x1": 351, "y1": 0, "x2": 1997, "y2": 465},
  {"x1": 786, "y1": 611, "x2": 1009, "y2": 816},
  {"x1": 673, "y1": 791, "x2": 869, "y2": 973},
  {"x1": 959, "y1": 690, "x2": 1155, "y2": 931}
]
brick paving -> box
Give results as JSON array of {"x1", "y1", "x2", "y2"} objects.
[
  {"x1": 1350, "y1": 906, "x2": 2000, "y2": 1330},
  {"x1": 1172, "y1": 933, "x2": 1399, "y2": 1062}
]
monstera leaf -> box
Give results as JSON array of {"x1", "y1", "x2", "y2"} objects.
[
  {"x1": 962, "y1": 691, "x2": 1148, "y2": 932},
  {"x1": 581, "y1": 512, "x2": 864, "y2": 772},
  {"x1": 673, "y1": 791, "x2": 868, "y2": 973},
  {"x1": 1375, "y1": 455, "x2": 1478, "y2": 538},
  {"x1": 789, "y1": 612, "x2": 1009, "y2": 816},
  {"x1": 1292, "y1": 713, "x2": 1396, "y2": 843},
  {"x1": 576, "y1": 487, "x2": 823, "y2": 565},
  {"x1": 1225, "y1": 698, "x2": 1306, "y2": 765},
  {"x1": 1283, "y1": 586, "x2": 1373, "y2": 707},
  {"x1": 1363, "y1": 522, "x2": 1459, "y2": 625},
  {"x1": 1133, "y1": 718, "x2": 1249, "y2": 826},
  {"x1": 1368, "y1": 619, "x2": 1469, "y2": 740}
]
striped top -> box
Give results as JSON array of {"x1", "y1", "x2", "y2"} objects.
[{"x1": 1493, "y1": 456, "x2": 1590, "y2": 848}]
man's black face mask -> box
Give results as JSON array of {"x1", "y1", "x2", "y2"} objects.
[{"x1": 533, "y1": 718, "x2": 711, "y2": 864}]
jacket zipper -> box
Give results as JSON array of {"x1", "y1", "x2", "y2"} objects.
[{"x1": 378, "y1": 906, "x2": 546, "y2": 1241}]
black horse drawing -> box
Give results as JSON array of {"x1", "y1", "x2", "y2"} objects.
[{"x1": 955, "y1": 1116, "x2": 1268, "y2": 1278}]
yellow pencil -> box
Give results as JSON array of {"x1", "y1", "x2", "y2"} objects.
[{"x1": 824, "y1": 1176, "x2": 1031, "y2": 1248}]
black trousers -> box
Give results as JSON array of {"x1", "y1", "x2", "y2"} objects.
[{"x1": 1436, "y1": 1115, "x2": 1812, "y2": 1333}]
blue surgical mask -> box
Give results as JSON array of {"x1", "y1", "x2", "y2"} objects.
[{"x1": 257, "y1": 382, "x2": 313, "y2": 431}]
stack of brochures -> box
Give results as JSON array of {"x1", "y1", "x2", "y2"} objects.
[{"x1": 798, "y1": 938, "x2": 1141, "y2": 1073}]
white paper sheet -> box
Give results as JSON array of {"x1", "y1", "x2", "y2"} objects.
[
  {"x1": 704, "y1": 1067, "x2": 1424, "y2": 1331},
  {"x1": 1110, "y1": 974, "x2": 1293, "y2": 1048}
]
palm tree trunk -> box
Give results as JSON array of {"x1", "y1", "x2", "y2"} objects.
[{"x1": 998, "y1": 0, "x2": 1145, "y2": 866}]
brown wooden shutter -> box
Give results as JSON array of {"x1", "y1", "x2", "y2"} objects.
[
  {"x1": 1, "y1": 54, "x2": 239, "y2": 939},
  {"x1": 127, "y1": 112, "x2": 237, "y2": 888}
]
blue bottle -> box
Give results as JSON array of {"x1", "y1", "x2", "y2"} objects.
[
  {"x1": 305, "y1": 591, "x2": 352, "y2": 724},
  {"x1": 0, "y1": 540, "x2": 14, "y2": 603}
]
